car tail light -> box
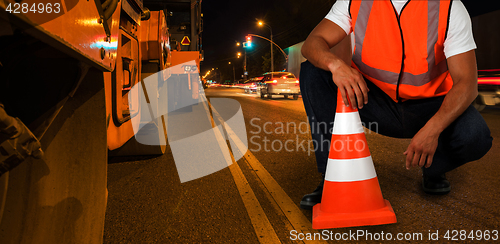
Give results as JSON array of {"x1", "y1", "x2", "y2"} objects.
[{"x1": 478, "y1": 77, "x2": 500, "y2": 85}]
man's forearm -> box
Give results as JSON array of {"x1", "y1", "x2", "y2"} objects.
[
  {"x1": 424, "y1": 50, "x2": 478, "y2": 135},
  {"x1": 302, "y1": 36, "x2": 343, "y2": 72},
  {"x1": 301, "y1": 19, "x2": 349, "y2": 73},
  {"x1": 425, "y1": 80, "x2": 477, "y2": 135},
  {"x1": 301, "y1": 19, "x2": 369, "y2": 108}
]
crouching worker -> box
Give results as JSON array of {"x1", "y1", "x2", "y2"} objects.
[{"x1": 299, "y1": 0, "x2": 492, "y2": 210}]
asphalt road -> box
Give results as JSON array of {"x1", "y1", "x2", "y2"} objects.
[{"x1": 104, "y1": 87, "x2": 500, "y2": 243}]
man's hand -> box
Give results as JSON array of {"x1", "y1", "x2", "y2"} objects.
[
  {"x1": 301, "y1": 19, "x2": 369, "y2": 109},
  {"x1": 404, "y1": 125, "x2": 440, "y2": 169},
  {"x1": 329, "y1": 59, "x2": 369, "y2": 109}
]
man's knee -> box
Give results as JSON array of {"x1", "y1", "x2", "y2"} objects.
[
  {"x1": 300, "y1": 60, "x2": 316, "y2": 76},
  {"x1": 447, "y1": 107, "x2": 493, "y2": 161},
  {"x1": 299, "y1": 61, "x2": 335, "y2": 92},
  {"x1": 300, "y1": 60, "x2": 332, "y2": 81},
  {"x1": 463, "y1": 121, "x2": 492, "y2": 161},
  {"x1": 300, "y1": 61, "x2": 318, "y2": 83}
]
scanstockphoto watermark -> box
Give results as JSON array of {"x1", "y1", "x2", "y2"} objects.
[
  {"x1": 248, "y1": 118, "x2": 379, "y2": 155},
  {"x1": 290, "y1": 229, "x2": 499, "y2": 242},
  {"x1": 290, "y1": 230, "x2": 425, "y2": 241}
]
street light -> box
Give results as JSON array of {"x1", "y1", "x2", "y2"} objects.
[
  {"x1": 258, "y1": 20, "x2": 273, "y2": 73},
  {"x1": 202, "y1": 70, "x2": 211, "y2": 80},
  {"x1": 237, "y1": 50, "x2": 247, "y2": 79},
  {"x1": 229, "y1": 61, "x2": 235, "y2": 82},
  {"x1": 211, "y1": 67, "x2": 219, "y2": 83}
]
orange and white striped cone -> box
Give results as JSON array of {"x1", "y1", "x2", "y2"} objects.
[{"x1": 312, "y1": 89, "x2": 397, "y2": 229}]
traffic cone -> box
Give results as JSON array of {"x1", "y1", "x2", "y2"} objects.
[{"x1": 312, "y1": 89, "x2": 397, "y2": 229}]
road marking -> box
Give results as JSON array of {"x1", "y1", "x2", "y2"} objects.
[
  {"x1": 241, "y1": 157, "x2": 296, "y2": 234},
  {"x1": 201, "y1": 98, "x2": 281, "y2": 244},
  {"x1": 207, "y1": 98, "x2": 328, "y2": 244}
]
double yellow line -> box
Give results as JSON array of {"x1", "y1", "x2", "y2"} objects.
[{"x1": 201, "y1": 97, "x2": 327, "y2": 244}]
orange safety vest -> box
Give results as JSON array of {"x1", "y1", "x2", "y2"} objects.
[{"x1": 350, "y1": 0, "x2": 453, "y2": 102}]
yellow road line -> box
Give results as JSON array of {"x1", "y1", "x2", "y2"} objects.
[
  {"x1": 201, "y1": 98, "x2": 281, "y2": 244},
  {"x1": 208, "y1": 100, "x2": 328, "y2": 244}
]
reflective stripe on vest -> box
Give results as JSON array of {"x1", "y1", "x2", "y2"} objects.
[{"x1": 351, "y1": 0, "x2": 452, "y2": 101}]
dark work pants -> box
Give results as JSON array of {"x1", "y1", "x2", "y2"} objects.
[{"x1": 299, "y1": 61, "x2": 493, "y2": 177}]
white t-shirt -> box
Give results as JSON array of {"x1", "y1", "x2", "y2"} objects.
[{"x1": 325, "y1": 0, "x2": 476, "y2": 59}]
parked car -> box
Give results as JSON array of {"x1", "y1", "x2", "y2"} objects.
[{"x1": 258, "y1": 72, "x2": 300, "y2": 99}]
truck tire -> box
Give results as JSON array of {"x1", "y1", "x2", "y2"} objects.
[{"x1": 109, "y1": 63, "x2": 167, "y2": 156}]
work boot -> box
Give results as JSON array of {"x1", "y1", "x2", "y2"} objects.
[
  {"x1": 422, "y1": 173, "x2": 451, "y2": 195},
  {"x1": 300, "y1": 174, "x2": 325, "y2": 210}
]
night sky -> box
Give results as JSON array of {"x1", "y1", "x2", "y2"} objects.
[
  {"x1": 200, "y1": 0, "x2": 336, "y2": 81},
  {"x1": 199, "y1": 0, "x2": 499, "y2": 82}
]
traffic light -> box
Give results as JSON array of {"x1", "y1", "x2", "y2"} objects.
[{"x1": 244, "y1": 35, "x2": 252, "y2": 48}]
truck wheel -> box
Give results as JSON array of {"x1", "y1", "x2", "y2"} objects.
[
  {"x1": 293, "y1": 95, "x2": 299, "y2": 100},
  {"x1": 110, "y1": 63, "x2": 167, "y2": 156}
]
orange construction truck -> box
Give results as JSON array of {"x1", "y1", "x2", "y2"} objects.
[{"x1": 0, "y1": 0, "x2": 202, "y2": 242}]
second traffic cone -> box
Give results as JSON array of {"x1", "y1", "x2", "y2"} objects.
[{"x1": 312, "y1": 89, "x2": 397, "y2": 229}]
